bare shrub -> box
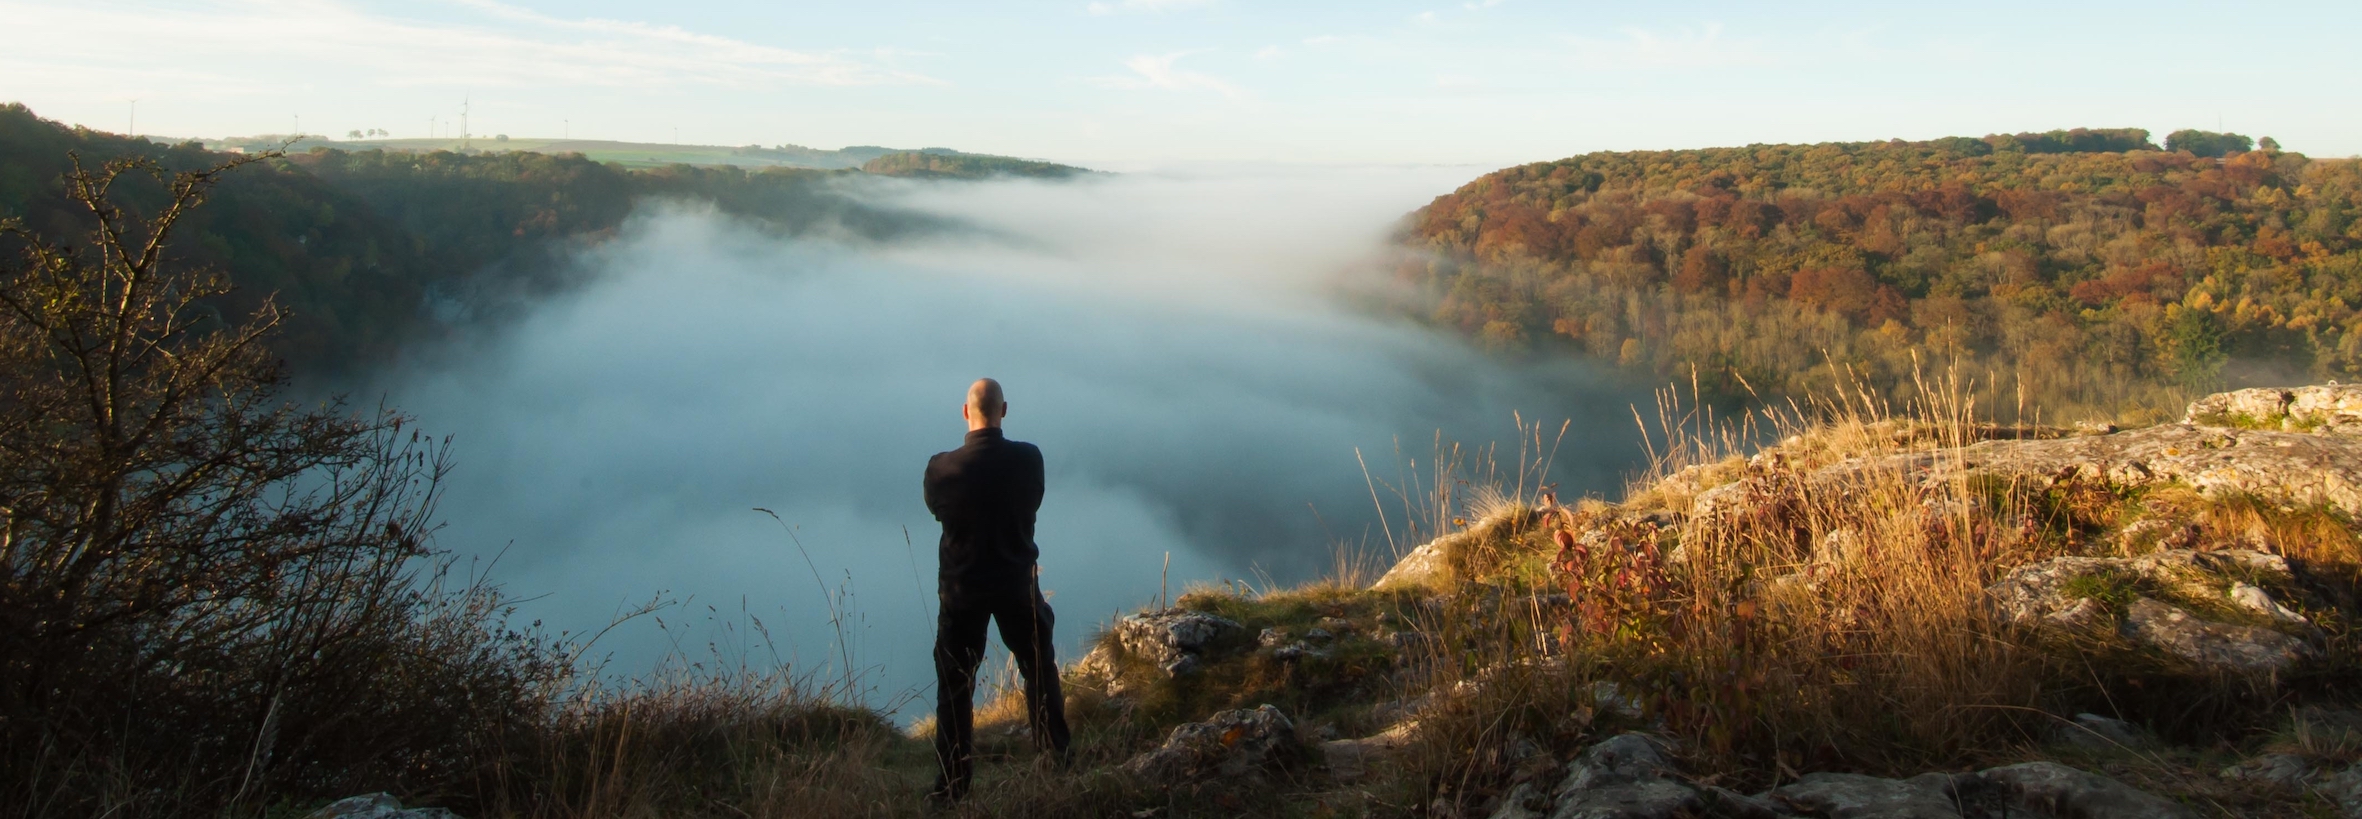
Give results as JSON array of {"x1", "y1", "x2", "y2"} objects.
[{"x1": 0, "y1": 153, "x2": 561, "y2": 818}]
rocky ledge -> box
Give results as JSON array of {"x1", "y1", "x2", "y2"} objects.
[{"x1": 1482, "y1": 732, "x2": 2196, "y2": 819}]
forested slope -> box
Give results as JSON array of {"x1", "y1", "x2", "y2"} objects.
[
  {"x1": 1400, "y1": 128, "x2": 2362, "y2": 419},
  {"x1": 0, "y1": 104, "x2": 941, "y2": 376},
  {"x1": 858, "y1": 149, "x2": 1089, "y2": 179}
]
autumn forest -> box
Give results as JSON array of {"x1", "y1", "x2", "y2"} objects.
[{"x1": 1401, "y1": 128, "x2": 2360, "y2": 420}]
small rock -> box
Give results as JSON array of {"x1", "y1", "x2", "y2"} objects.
[
  {"x1": 306, "y1": 794, "x2": 459, "y2": 819},
  {"x1": 1272, "y1": 641, "x2": 1325, "y2": 662},
  {"x1": 1322, "y1": 719, "x2": 1418, "y2": 782},
  {"x1": 1123, "y1": 704, "x2": 1301, "y2": 786},
  {"x1": 1589, "y1": 681, "x2": 1646, "y2": 720},
  {"x1": 1770, "y1": 772, "x2": 1959, "y2": 819},
  {"x1": 2185, "y1": 387, "x2": 2294, "y2": 426},
  {"x1": 2044, "y1": 597, "x2": 2109, "y2": 632},
  {"x1": 1391, "y1": 630, "x2": 1439, "y2": 654},
  {"x1": 1977, "y1": 760, "x2": 2197, "y2": 819},
  {"x1": 2121, "y1": 597, "x2": 2310, "y2": 675},
  {"x1": 2062, "y1": 713, "x2": 2149, "y2": 751},
  {"x1": 1258, "y1": 627, "x2": 1285, "y2": 647},
  {"x1": 1113, "y1": 609, "x2": 1243, "y2": 677},
  {"x1": 1305, "y1": 627, "x2": 1335, "y2": 643},
  {"x1": 2217, "y1": 753, "x2": 2311, "y2": 789},
  {"x1": 2227, "y1": 582, "x2": 2309, "y2": 624},
  {"x1": 2319, "y1": 762, "x2": 2362, "y2": 818},
  {"x1": 1549, "y1": 733, "x2": 1700, "y2": 819},
  {"x1": 1811, "y1": 528, "x2": 1867, "y2": 565},
  {"x1": 1317, "y1": 616, "x2": 1355, "y2": 634},
  {"x1": 1369, "y1": 694, "x2": 1430, "y2": 729},
  {"x1": 1069, "y1": 642, "x2": 1125, "y2": 695},
  {"x1": 1485, "y1": 782, "x2": 1545, "y2": 819}
]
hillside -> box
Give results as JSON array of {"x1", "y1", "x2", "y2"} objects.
[
  {"x1": 858, "y1": 149, "x2": 1092, "y2": 180},
  {"x1": 0, "y1": 105, "x2": 949, "y2": 375},
  {"x1": 1398, "y1": 128, "x2": 2362, "y2": 421},
  {"x1": 202, "y1": 134, "x2": 1084, "y2": 174}
]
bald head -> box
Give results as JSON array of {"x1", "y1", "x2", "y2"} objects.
[{"x1": 962, "y1": 378, "x2": 1007, "y2": 430}]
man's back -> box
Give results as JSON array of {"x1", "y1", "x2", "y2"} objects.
[{"x1": 923, "y1": 427, "x2": 1044, "y2": 599}]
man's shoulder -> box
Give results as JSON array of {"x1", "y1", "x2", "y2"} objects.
[{"x1": 1002, "y1": 437, "x2": 1043, "y2": 461}]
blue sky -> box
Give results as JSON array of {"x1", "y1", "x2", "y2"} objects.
[{"x1": 5, "y1": 0, "x2": 2357, "y2": 165}]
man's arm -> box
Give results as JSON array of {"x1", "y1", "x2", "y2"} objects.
[
  {"x1": 923, "y1": 452, "x2": 950, "y2": 522},
  {"x1": 1021, "y1": 445, "x2": 1046, "y2": 517}
]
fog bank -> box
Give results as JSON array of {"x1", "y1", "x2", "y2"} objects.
[{"x1": 377, "y1": 166, "x2": 1648, "y2": 713}]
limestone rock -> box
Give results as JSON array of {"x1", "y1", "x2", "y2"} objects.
[
  {"x1": 1987, "y1": 556, "x2": 2127, "y2": 628},
  {"x1": 2217, "y1": 753, "x2": 2311, "y2": 789},
  {"x1": 1956, "y1": 422, "x2": 2362, "y2": 517},
  {"x1": 2120, "y1": 597, "x2": 2310, "y2": 674},
  {"x1": 1770, "y1": 772, "x2": 1959, "y2": 819},
  {"x1": 2187, "y1": 383, "x2": 2362, "y2": 433},
  {"x1": 2185, "y1": 387, "x2": 2300, "y2": 426},
  {"x1": 1976, "y1": 760, "x2": 2197, "y2": 819},
  {"x1": 306, "y1": 794, "x2": 459, "y2": 819},
  {"x1": 2318, "y1": 762, "x2": 2362, "y2": 818},
  {"x1": 1374, "y1": 506, "x2": 1538, "y2": 590},
  {"x1": 2060, "y1": 713, "x2": 2148, "y2": 751},
  {"x1": 1122, "y1": 704, "x2": 1300, "y2": 786},
  {"x1": 2228, "y1": 582, "x2": 2310, "y2": 624},
  {"x1": 1548, "y1": 733, "x2": 1701, "y2": 819},
  {"x1": 1070, "y1": 642, "x2": 1124, "y2": 695},
  {"x1": 1486, "y1": 782, "x2": 1547, "y2": 819},
  {"x1": 1984, "y1": 550, "x2": 2314, "y2": 674},
  {"x1": 1112, "y1": 608, "x2": 1244, "y2": 677},
  {"x1": 1322, "y1": 719, "x2": 1419, "y2": 782}
]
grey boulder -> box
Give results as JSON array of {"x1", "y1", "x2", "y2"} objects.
[
  {"x1": 305, "y1": 794, "x2": 458, "y2": 819},
  {"x1": 1123, "y1": 704, "x2": 1299, "y2": 786}
]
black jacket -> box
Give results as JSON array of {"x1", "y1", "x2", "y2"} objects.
[{"x1": 924, "y1": 427, "x2": 1044, "y2": 600}]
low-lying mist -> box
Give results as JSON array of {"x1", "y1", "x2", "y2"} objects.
[{"x1": 374, "y1": 166, "x2": 1649, "y2": 714}]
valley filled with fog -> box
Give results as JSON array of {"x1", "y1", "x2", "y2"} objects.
[{"x1": 371, "y1": 167, "x2": 1649, "y2": 713}]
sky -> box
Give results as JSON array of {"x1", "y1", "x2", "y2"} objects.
[{"x1": 5, "y1": 0, "x2": 2359, "y2": 166}]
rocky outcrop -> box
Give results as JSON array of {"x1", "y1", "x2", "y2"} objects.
[
  {"x1": 1983, "y1": 549, "x2": 2315, "y2": 674},
  {"x1": 1976, "y1": 761, "x2": 2197, "y2": 819},
  {"x1": 305, "y1": 794, "x2": 458, "y2": 819},
  {"x1": 1375, "y1": 506, "x2": 1538, "y2": 590},
  {"x1": 2120, "y1": 597, "x2": 2311, "y2": 673},
  {"x1": 1684, "y1": 386, "x2": 2362, "y2": 536},
  {"x1": 1122, "y1": 704, "x2": 1301, "y2": 786},
  {"x1": 1500, "y1": 734, "x2": 2196, "y2": 819},
  {"x1": 2184, "y1": 383, "x2": 2362, "y2": 433},
  {"x1": 1079, "y1": 608, "x2": 1246, "y2": 684},
  {"x1": 1770, "y1": 773, "x2": 1959, "y2": 819}
]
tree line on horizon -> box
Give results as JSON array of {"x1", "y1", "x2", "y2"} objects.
[{"x1": 1401, "y1": 127, "x2": 2358, "y2": 420}]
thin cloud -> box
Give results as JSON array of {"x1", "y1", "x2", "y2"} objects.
[
  {"x1": 1090, "y1": 52, "x2": 1245, "y2": 98},
  {"x1": 1559, "y1": 23, "x2": 1771, "y2": 71},
  {"x1": 1086, "y1": 0, "x2": 1216, "y2": 15},
  {"x1": 0, "y1": 0, "x2": 938, "y2": 94}
]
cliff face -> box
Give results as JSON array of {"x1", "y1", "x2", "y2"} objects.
[{"x1": 1057, "y1": 384, "x2": 2362, "y2": 818}]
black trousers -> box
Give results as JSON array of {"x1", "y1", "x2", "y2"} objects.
[{"x1": 932, "y1": 582, "x2": 1071, "y2": 797}]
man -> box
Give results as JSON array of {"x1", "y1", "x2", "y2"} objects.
[{"x1": 924, "y1": 377, "x2": 1071, "y2": 803}]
